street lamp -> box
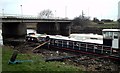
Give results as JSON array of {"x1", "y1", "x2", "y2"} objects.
[
  {"x1": 55, "y1": 10, "x2": 56, "y2": 19},
  {"x1": 2, "y1": 9, "x2": 4, "y2": 17},
  {"x1": 20, "y1": 5, "x2": 23, "y2": 18},
  {"x1": 54, "y1": 10, "x2": 59, "y2": 34},
  {"x1": 65, "y1": 6, "x2": 67, "y2": 18}
]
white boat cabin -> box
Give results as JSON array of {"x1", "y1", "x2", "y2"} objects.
[{"x1": 102, "y1": 29, "x2": 120, "y2": 49}]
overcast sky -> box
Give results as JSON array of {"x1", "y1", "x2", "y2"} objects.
[{"x1": 0, "y1": 0, "x2": 119, "y2": 20}]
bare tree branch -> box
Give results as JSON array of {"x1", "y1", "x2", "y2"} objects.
[{"x1": 38, "y1": 9, "x2": 54, "y2": 19}]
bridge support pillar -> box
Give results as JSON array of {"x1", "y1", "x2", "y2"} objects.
[
  {"x1": 59, "y1": 22, "x2": 71, "y2": 36},
  {"x1": 37, "y1": 22, "x2": 71, "y2": 36},
  {"x1": 2, "y1": 22, "x2": 27, "y2": 46},
  {"x1": 37, "y1": 22, "x2": 60, "y2": 35}
]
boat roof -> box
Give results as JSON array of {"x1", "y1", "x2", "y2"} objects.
[
  {"x1": 34, "y1": 34, "x2": 103, "y2": 44},
  {"x1": 70, "y1": 33, "x2": 103, "y2": 40},
  {"x1": 102, "y1": 29, "x2": 120, "y2": 32}
]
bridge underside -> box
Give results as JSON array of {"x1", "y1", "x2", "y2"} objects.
[
  {"x1": 59, "y1": 22, "x2": 70, "y2": 36},
  {"x1": 2, "y1": 21, "x2": 71, "y2": 45},
  {"x1": 37, "y1": 22, "x2": 60, "y2": 35},
  {"x1": 2, "y1": 22, "x2": 27, "y2": 45},
  {"x1": 37, "y1": 22, "x2": 71, "y2": 36}
]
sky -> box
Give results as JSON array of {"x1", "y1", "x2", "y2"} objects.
[{"x1": 0, "y1": 0, "x2": 120, "y2": 20}]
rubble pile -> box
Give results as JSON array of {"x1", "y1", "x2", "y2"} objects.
[{"x1": 74, "y1": 58, "x2": 118, "y2": 71}]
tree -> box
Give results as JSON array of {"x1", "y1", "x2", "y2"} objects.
[
  {"x1": 117, "y1": 18, "x2": 120, "y2": 28},
  {"x1": 93, "y1": 17, "x2": 99, "y2": 23},
  {"x1": 72, "y1": 15, "x2": 91, "y2": 29},
  {"x1": 101, "y1": 19, "x2": 113, "y2": 22},
  {"x1": 38, "y1": 9, "x2": 54, "y2": 19}
]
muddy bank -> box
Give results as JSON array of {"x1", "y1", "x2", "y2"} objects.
[
  {"x1": 34, "y1": 48, "x2": 120, "y2": 71},
  {"x1": 12, "y1": 43, "x2": 120, "y2": 71}
]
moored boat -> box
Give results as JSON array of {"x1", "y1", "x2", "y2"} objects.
[{"x1": 26, "y1": 29, "x2": 120, "y2": 60}]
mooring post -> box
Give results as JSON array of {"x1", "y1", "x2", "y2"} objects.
[{"x1": 8, "y1": 50, "x2": 18, "y2": 64}]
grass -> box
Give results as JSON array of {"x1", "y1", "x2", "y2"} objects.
[
  {"x1": 0, "y1": 46, "x2": 2, "y2": 73},
  {"x1": 90, "y1": 21, "x2": 118, "y2": 29},
  {"x1": 2, "y1": 46, "x2": 83, "y2": 72}
]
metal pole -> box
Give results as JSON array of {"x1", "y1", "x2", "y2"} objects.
[
  {"x1": 55, "y1": 10, "x2": 56, "y2": 19},
  {"x1": 65, "y1": 6, "x2": 67, "y2": 18},
  {"x1": 93, "y1": 45, "x2": 96, "y2": 53},
  {"x1": 82, "y1": 10, "x2": 84, "y2": 18},
  {"x1": 20, "y1": 5, "x2": 23, "y2": 18},
  {"x1": 69, "y1": 22, "x2": 73, "y2": 36},
  {"x1": 55, "y1": 10, "x2": 59, "y2": 35},
  {"x1": 86, "y1": 44, "x2": 88, "y2": 51},
  {"x1": 67, "y1": 41, "x2": 69, "y2": 48},
  {"x1": 2, "y1": 9, "x2": 4, "y2": 17},
  {"x1": 79, "y1": 43, "x2": 81, "y2": 50},
  {"x1": 73, "y1": 42, "x2": 74, "y2": 49},
  {"x1": 101, "y1": 45, "x2": 103, "y2": 54}
]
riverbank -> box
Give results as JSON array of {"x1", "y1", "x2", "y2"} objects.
[
  {"x1": 2, "y1": 44, "x2": 120, "y2": 72},
  {"x1": 2, "y1": 46, "x2": 82, "y2": 72},
  {"x1": 0, "y1": 45, "x2": 2, "y2": 73}
]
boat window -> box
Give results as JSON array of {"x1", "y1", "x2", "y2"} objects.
[
  {"x1": 58, "y1": 40, "x2": 62, "y2": 44},
  {"x1": 114, "y1": 32, "x2": 118, "y2": 39},
  {"x1": 67, "y1": 41, "x2": 69, "y2": 45},
  {"x1": 55, "y1": 40, "x2": 58, "y2": 43},
  {"x1": 103, "y1": 32, "x2": 109, "y2": 38},
  {"x1": 109, "y1": 32, "x2": 113, "y2": 38},
  {"x1": 76, "y1": 43, "x2": 79, "y2": 46},
  {"x1": 103, "y1": 32, "x2": 112, "y2": 39},
  {"x1": 51, "y1": 40, "x2": 54, "y2": 44},
  {"x1": 119, "y1": 32, "x2": 120, "y2": 39},
  {"x1": 69, "y1": 42, "x2": 73, "y2": 46}
]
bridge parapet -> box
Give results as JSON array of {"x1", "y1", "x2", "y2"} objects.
[
  {"x1": 0, "y1": 13, "x2": 72, "y2": 22},
  {"x1": 0, "y1": 17, "x2": 72, "y2": 23},
  {"x1": 1, "y1": 18, "x2": 72, "y2": 23}
]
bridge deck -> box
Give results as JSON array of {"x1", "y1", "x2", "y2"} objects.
[{"x1": 0, "y1": 15, "x2": 72, "y2": 23}]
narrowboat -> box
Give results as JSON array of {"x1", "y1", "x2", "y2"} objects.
[{"x1": 26, "y1": 29, "x2": 120, "y2": 60}]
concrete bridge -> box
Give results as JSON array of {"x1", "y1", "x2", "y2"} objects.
[{"x1": 0, "y1": 16, "x2": 72, "y2": 45}]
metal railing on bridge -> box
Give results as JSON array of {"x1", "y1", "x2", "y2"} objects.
[{"x1": 0, "y1": 13, "x2": 69, "y2": 20}]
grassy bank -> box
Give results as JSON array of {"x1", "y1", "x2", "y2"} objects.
[
  {"x1": 88, "y1": 21, "x2": 118, "y2": 28},
  {"x1": 72, "y1": 21, "x2": 118, "y2": 34},
  {"x1": 2, "y1": 46, "x2": 82, "y2": 72},
  {"x1": 0, "y1": 46, "x2": 2, "y2": 73}
]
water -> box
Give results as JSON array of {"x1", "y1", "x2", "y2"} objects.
[
  {"x1": 27, "y1": 29, "x2": 36, "y2": 34},
  {"x1": 0, "y1": 29, "x2": 102, "y2": 45}
]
